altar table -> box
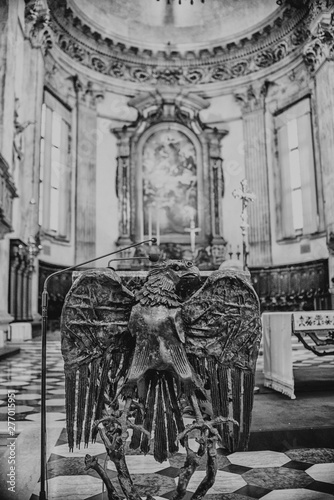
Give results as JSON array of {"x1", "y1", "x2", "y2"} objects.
[{"x1": 262, "y1": 312, "x2": 296, "y2": 399}]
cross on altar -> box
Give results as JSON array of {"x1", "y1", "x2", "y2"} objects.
[
  {"x1": 232, "y1": 179, "x2": 256, "y2": 269},
  {"x1": 185, "y1": 218, "x2": 200, "y2": 257}
]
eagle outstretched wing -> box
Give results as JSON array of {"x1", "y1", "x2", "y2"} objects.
[
  {"x1": 182, "y1": 268, "x2": 262, "y2": 452},
  {"x1": 60, "y1": 268, "x2": 134, "y2": 450}
]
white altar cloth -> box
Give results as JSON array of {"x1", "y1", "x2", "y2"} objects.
[{"x1": 262, "y1": 312, "x2": 296, "y2": 399}]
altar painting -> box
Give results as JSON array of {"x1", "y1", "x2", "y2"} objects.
[{"x1": 142, "y1": 129, "x2": 198, "y2": 236}]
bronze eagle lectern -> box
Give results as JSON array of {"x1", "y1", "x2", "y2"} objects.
[{"x1": 61, "y1": 259, "x2": 262, "y2": 500}]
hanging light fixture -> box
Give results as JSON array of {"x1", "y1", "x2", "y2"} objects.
[{"x1": 157, "y1": 0, "x2": 205, "y2": 4}]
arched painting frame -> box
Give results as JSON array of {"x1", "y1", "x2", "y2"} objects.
[{"x1": 135, "y1": 122, "x2": 204, "y2": 245}]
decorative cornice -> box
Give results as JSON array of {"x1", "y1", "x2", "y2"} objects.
[
  {"x1": 113, "y1": 91, "x2": 213, "y2": 139},
  {"x1": 46, "y1": 1, "x2": 315, "y2": 86}
]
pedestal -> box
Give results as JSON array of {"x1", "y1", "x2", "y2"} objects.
[{"x1": 9, "y1": 322, "x2": 32, "y2": 342}]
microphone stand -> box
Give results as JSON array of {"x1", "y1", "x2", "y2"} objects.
[{"x1": 39, "y1": 238, "x2": 156, "y2": 500}]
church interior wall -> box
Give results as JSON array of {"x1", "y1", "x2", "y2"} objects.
[
  {"x1": 95, "y1": 115, "x2": 118, "y2": 265},
  {"x1": 264, "y1": 62, "x2": 329, "y2": 267},
  {"x1": 197, "y1": 94, "x2": 245, "y2": 255},
  {"x1": 1, "y1": 0, "x2": 334, "y2": 332},
  {"x1": 36, "y1": 87, "x2": 76, "y2": 269},
  {"x1": 219, "y1": 118, "x2": 245, "y2": 255}
]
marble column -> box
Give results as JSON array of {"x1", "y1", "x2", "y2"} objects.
[
  {"x1": 235, "y1": 84, "x2": 272, "y2": 267},
  {"x1": 74, "y1": 81, "x2": 104, "y2": 263}
]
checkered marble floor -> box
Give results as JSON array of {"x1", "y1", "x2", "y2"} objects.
[
  {"x1": 0, "y1": 339, "x2": 333, "y2": 500},
  {"x1": 255, "y1": 335, "x2": 334, "y2": 373}
]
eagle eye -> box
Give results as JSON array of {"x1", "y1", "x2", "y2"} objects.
[{"x1": 186, "y1": 261, "x2": 193, "y2": 268}]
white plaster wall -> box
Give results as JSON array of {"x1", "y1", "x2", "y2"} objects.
[
  {"x1": 97, "y1": 92, "x2": 138, "y2": 122},
  {"x1": 200, "y1": 94, "x2": 245, "y2": 256},
  {"x1": 271, "y1": 236, "x2": 328, "y2": 266},
  {"x1": 95, "y1": 116, "x2": 118, "y2": 267},
  {"x1": 221, "y1": 119, "x2": 245, "y2": 255},
  {"x1": 37, "y1": 106, "x2": 76, "y2": 268}
]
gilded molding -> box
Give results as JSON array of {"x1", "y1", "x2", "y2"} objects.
[{"x1": 46, "y1": 1, "x2": 314, "y2": 86}]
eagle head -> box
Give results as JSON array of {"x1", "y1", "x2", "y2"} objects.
[
  {"x1": 136, "y1": 260, "x2": 200, "y2": 306},
  {"x1": 161, "y1": 259, "x2": 200, "y2": 285}
]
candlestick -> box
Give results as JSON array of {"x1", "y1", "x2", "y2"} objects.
[
  {"x1": 185, "y1": 214, "x2": 200, "y2": 259},
  {"x1": 156, "y1": 208, "x2": 160, "y2": 246},
  {"x1": 148, "y1": 205, "x2": 152, "y2": 245},
  {"x1": 232, "y1": 179, "x2": 256, "y2": 270}
]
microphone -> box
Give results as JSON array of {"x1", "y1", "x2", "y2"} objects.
[
  {"x1": 42, "y1": 238, "x2": 157, "y2": 292},
  {"x1": 108, "y1": 253, "x2": 161, "y2": 266},
  {"x1": 39, "y1": 236, "x2": 156, "y2": 500}
]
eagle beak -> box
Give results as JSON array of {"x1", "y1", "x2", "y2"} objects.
[{"x1": 181, "y1": 266, "x2": 200, "y2": 280}]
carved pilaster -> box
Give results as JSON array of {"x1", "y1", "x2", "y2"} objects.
[
  {"x1": 25, "y1": 0, "x2": 53, "y2": 55},
  {"x1": 74, "y1": 79, "x2": 104, "y2": 263},
  {"x1": 305, "y1": 11, "x2": 334, "y2": 287},
  {"x1": 234, "y1": 84, "x2": 272, "y2": 267},
  {"x1": 112, "y1": 125, "x2": 133, "y2": 246},
  {"x1": 9, "y1": 240, "x2": 33, "y2": 321},
  {"x1": 314, "y1": 60, "x2": 334, "y2": 257},
  {"x1": 303, "y1": 13, "x2": 334, "y2": 73},
  {"x1": 117, "y1": 156, "x2": 131, "y2": 243},
  {"x1": 0, "y1": 154, "x2": 18, "y2": 239},
  {"x1": 20, "y1": 32, "x2": 47, "y2": 243},
  {"x1": 202, "y1": 127, "x2": 227, "y2": 250}
]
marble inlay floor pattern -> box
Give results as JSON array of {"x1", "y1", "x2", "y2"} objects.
[{"x1": 0, "y1": 340, "x2": 333, "y2": 500}]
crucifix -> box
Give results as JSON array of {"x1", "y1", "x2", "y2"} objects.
[
  {"x1": 232, "y1": 179, "x2": 256, "y2": 270},
  {"x1": 185, "y1": 214, "x2": 200, "y2": 259}
]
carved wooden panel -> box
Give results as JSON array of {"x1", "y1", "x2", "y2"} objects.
[
  {"x1": 250, "y1": 259, "x2": 330, "y2": 312},
  {"x1": 9, "y1": 240, "x2": 33, "y2": 321}
]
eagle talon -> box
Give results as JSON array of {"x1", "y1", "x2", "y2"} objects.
[{"x1": 178, "y1": 420, "x2": 222, "y2": 444}]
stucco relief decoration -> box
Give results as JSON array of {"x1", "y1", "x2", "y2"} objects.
[
  {"x1": 47, "y1": 2, "x2": 316, "y2": 86},
  {"x1": 25, "y1": 0, "x2": 53, "y2": 54},
  {"x1": 142, "y1": 129, "x2": 198, "y2": 236},
  {"x1": 303, "y1": 19, "x2": 334, "y2": 72}
]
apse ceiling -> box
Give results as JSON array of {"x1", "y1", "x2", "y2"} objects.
[
  {"x1": 48, "y1": 0, "x2": 311, "y2": 87},
  {"x1": 68, "y1": 0, "x2": 279, "y2": 49}
]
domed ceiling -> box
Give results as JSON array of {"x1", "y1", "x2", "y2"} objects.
[
  {"x1": 48, "y1": 0, "x2": 311, "y2": 88},
  {"x1": 68, "y1": 0, "x2": 279, "y2": 49}
]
